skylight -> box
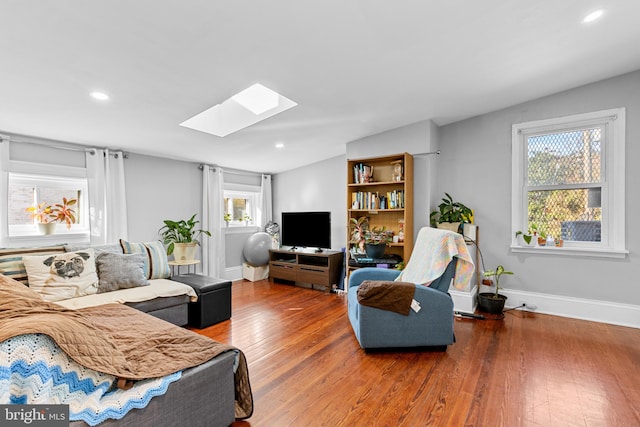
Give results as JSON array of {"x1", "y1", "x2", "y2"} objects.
[{"x1": 180, "y1": 84, "x2": 297, "y2": 137}]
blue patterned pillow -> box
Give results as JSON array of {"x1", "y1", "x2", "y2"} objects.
[{"x1": 119, "y1": 240, "x2": 170, "y2": 280}]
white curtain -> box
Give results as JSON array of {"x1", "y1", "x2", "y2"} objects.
[
  {"x1": 258, "y1": 173, "x2": 272, "y2": 229},
  {"x1": 202, "y1": 165, "x2": 225, "y2": 277},
  {"x1": 86, "y1": 149, "x2": 128, "y2": 245}
]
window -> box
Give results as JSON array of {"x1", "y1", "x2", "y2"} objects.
[
  {"x1": 511, "y1": 108, "x2": 626, "y2": 258},
  {"x1": 223, "y1": 184, "x2": 259, "y2": 227},
  {"x1": 8, "y1": 172, "x2": 89, "y2": 238}
]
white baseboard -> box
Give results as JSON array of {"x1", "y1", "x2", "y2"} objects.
[
  {"x1": 224, "y1": 266, "x2": 243, "y2": 282},
  {"x1": 499, "y1": 288, "x2": 640, "y2": 329}
]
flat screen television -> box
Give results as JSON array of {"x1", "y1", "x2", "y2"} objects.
[{"x1": 281, "y1": 211, "x2": 331, "y2": 250}]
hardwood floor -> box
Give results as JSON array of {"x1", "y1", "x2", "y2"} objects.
[{"x1": 193, "y1": 280, "x2": 640, "y2": 427}]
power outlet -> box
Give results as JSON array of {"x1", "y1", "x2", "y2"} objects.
[{"x1": 519, "y1": 300, "x2": 538, "y2": 311}]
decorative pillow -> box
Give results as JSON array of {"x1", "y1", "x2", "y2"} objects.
[
  {"x1": 119, "y1": 240, "x2": 170, "y2": 280},
  {"x1": 0, "y1": 245, "x2": 66, "y2": 286},
  {"x1": 95, "y1": 252, "x2": 149, "y2": 293},
  {"x1": 22, "y1": 248, "x2": 99, "y2": 302}
]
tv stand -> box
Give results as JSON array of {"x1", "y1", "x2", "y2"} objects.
[{"x1": 269, "y1": 249, "x2": 344, "y2": 292}]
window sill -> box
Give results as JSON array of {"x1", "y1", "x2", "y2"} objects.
[
  {"x1": 6, "y1": 232, "x2": 90, "y2": 248},
  {"x1": 510, "y1": 245, "x2": 628, "y2": 259},
  {"x1": 223, "y1": 225, "x2": 259, "y2": 235}
]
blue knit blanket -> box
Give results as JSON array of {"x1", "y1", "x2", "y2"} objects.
[{"x1": 0, "y1": 334, "x2": 181, "y2": 426}]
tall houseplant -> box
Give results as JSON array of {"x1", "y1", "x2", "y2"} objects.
[
  {"x1": 429, "y1": 192, "x2": 473, "y2": 233},
  {"x1": 159, "y1": 214, "x2": 211, "y2": 261},
  {"x1": 478, "y1": 265, "x2": 513, "y2": 314}
]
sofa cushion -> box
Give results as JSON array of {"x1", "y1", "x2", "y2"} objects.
[
  {"x1": 96, "y1": 252, "x2": 150, "y2": 293},
  {"x1": 120, "y1": 240, "x2": 171, "y2": 280},
  {"x1": 22, "y1": 248, "x2": 99, "y2": 302},
  {"x1": 0, "y1": 245, "x2": 66, "y2": 286}
]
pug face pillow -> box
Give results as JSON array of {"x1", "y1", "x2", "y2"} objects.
[{"x1": 23, "y1": 248, "x2": 99, "y2": 302}]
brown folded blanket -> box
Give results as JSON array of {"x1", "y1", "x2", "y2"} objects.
[
  {"x1": 0, "y1": 273, "x2": 253, "y2": 420},
  {"x1": 357, "y1": 280, "x2": 416, "y2": 315}
]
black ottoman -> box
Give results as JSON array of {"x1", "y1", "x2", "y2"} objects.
[{"x1": 171, "y1": 274, "x2": 232, "y2": 328}]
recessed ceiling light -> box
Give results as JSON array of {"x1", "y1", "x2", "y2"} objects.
[
  {"x1": 583, "y1": 9, "x2": 604, "y2": 23},
  {"x1": 90, "y1": 91, "x2": 110, "y2": 101},
  {"x1": 275, "y1": 142, "x2": 285, "y2": 149}
]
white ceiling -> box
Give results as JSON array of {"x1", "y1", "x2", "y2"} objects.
[{"x1": 2, "y1": 1, "x2": 639, "y2": 174}]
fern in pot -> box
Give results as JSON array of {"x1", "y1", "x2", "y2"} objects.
[{"x1": 159, "y1": 214, "x2": 211, "y2": 261}]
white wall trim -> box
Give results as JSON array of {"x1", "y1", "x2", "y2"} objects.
[
  {"x1": 224, "y1": 266, "x2": 243, "y2": 282},
  {"x1": 500, "y1": 288, "x2": 639, "y2": 329}
]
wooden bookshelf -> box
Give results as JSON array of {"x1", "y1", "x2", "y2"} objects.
[{"x1": 346, "y1": 153, "x2": 413, "y2": 275}]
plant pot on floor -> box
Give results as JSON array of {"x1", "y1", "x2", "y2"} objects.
[
  {"x1": 364, "y1": 243, "x2": 386, "y2": 259},
  {"x1": 173, "y1": 242, "x2": 198, "y2": 261},
  {"x1": 478, "y1": 293, "x2": 507, "y2": 314}
]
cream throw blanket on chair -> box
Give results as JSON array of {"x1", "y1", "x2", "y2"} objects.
[{"x1": 396, "y1": 227, "x2": 475, "y2": 291}]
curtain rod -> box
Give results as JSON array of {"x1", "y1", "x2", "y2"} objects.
[
  {"x1": 198, "y1": 164, "x2": 263, "y2": 176},
  {"x1": 414, "y1": 150, "x2": 441, "y2": 158},
  {"x1": 0, "y1": 134, "x2": 128, "y2": 158}
]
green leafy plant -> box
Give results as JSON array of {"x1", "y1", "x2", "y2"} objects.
[
  {"x1": 483, "y1": 265, "x2": 514, "y2": 296},
  {"x1": 224, "y1": 213, "x2": 232, "y2": 222},
  {"x1": 349, "y1": 217, "x2": 392, "y2": 250},
  {"x1": 515, "y1": 223, "x2": 545, "y2": 244},
  {"x1": 158, "y1": 213, "x2": 211, "y2": 255},
  {"x1": 25, "y1": 197, "x2": 77, "y2": 229},
  {"x1": 429, "y1": 192, "x2": 473, "y2": 226}
]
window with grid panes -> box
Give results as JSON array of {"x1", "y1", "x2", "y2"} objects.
[{"x1": 511, "y1": 109, "x2": 626, "y2": 257}]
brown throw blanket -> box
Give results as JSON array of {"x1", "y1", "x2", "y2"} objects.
[
  {"x1": 0, "y1": 274, "x2": 253, "y2": 420},
  {"x1": 357, "y1": 280, "x2": 416, "y2": 315}
]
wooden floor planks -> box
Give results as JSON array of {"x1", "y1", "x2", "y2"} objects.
[{"x1": 193, "y1": 279, "x2": 640, "y2": 427}]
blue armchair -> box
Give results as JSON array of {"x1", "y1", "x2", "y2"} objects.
[
  {"x1": 347, "y1": 226, "x2": 475, "y2": 350},
  {"x1": 347, "y1": 259, "x2": 457, "y2": 349}
]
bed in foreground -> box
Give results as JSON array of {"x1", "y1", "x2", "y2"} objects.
[{"x1": 0, "y1": 274, "x2": 253, "y2": 427}]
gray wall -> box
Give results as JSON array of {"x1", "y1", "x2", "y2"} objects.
[
  {"x1": 125, "y1": 153, "x2": 202, "y2": 243},
  {"x1": 436, "y1": 70, "x2": 639, "y2": 305},
  {"x1": 272, "y1": 155, "x2": 346, "y2": 251}
]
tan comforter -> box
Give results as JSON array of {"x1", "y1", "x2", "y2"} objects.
[{"x1": 0, "y1": 273, "x2": 253, "y2": 419}]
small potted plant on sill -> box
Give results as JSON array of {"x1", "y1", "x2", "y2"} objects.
[
  {"x1": 515, "y1": 223, "x2": 547, "y2": 246},
  {"x1": 478, "y1": 265, "x2": 513, "y2": 314},
  {"x1": 349, "y1": 216, "x2": 392, "y2": 258},
  {"x1": 25, "y1": 197, "x2": 77, "y2": 235},
  {"x1": 429, "y1": 192, "x2": 473, "y2": 233},
  {"x1": 158, "y1": 213, "x2": 211, "y2": 261},
  {"x1": 243, "y1": 214, "x2": 251, "y2": 226},
  {"x1": 224, "y1": 213, "x2": 232, "y2": 227}
]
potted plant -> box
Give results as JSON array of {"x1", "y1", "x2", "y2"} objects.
[
  {"x1": 349, "y1": 217, "x2": 392, "y2": 258},
  {"x1": 158, "y1": 213, "x2": 211, "y2": 261},
  {"x1": 515, "y1": 223, "x2": 544, "y2": 246},
  {"x1": 224, "y1": 213, "x2": 232, "y2": 226},
  {"x1": 243, "y1": 214, "x2": 251, "y2": 226},
  {"x1": 478, "y1": 265, "x2": 513, "y2": 314},
  {"x1": 25, "y1": 197, "x2": 77, "y2": 235},
  {"x1": 429, "y1": 192, "x2": 473, "y2": 233}
]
